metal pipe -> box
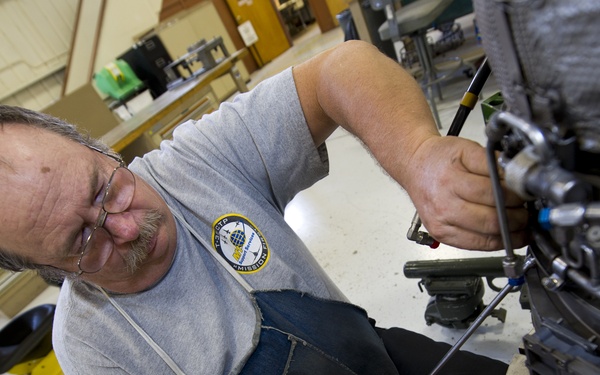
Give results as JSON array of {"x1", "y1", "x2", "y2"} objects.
[
  {"x1": 429, "y1": 257, "x2": 535, "y2": 375},
  {"x1": 429, "y1": 282, "x2": 515, "y2": 375},
  {"x1": 494, "y1": 111, "x2": 553, "y2": 162},
  {"x1": 486, "y1": 140, "x2": 516, "y2": 260}
]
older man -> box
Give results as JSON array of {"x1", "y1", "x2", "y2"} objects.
[{"x1": 0, "y1": 41, "x2": 526, "y2": 374}]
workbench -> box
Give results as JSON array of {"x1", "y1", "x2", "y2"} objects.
[{"x1": 100, "y1": 48, "x2": 249, "y2": 154}]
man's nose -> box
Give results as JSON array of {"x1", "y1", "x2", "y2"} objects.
[{"x1": 102, "y1": 211, "x2": 140, "y2": 245}]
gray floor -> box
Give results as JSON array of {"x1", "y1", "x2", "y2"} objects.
[{"x1": 7, "y1": 14, "x2": 533, "y2": 369}]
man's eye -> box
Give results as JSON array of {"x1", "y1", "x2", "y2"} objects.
[
  {"x1": 77, "y1": 226, "x2": 93, "y2": 254},
  {"x1": 94, "y1": 184, "x2": 107, "y2": 205}
]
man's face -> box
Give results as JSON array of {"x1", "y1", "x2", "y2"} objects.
[{"x1": 0, "y1": 124, "x2": 177, "y2": 293}]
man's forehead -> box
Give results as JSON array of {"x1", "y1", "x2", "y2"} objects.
[
  {"x1": 0, "y1": 123, "x2": 86, "y2": 171},
  {"x1": 0, "y1": 126, "x2": 98, "y2": 261},
  {"x1": 2, "y1": 124, "x2": 55, "y2": 154}
]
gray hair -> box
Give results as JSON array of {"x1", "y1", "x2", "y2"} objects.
[
  {"x1": 0, "y1": 104, "x2": 110, "y2": 152},
  {"x1": 0, "y1": 104, "x2": 114, "y2": 284}
]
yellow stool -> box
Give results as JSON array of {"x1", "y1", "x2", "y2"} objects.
[{"x1": 8, "y1": 350, "x2": 62, "y2": 375}]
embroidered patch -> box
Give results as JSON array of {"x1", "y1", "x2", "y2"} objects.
[{"x1": 212, "y1": 214, "x2": 270, "y2": 273}]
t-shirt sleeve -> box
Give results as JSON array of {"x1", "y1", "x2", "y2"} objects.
[{"x1": 133, "y1": 67, "x2": 329, "y2": 212}]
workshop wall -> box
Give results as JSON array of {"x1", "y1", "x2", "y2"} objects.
[
  {"x1": 0, "y1": 0, "x2": 160, "y2": 110},
  {"x1": 0, "y1": 0, "x2": 248, "y2": 111},
  {"x1": 0, "y1": 0, "x2": 78, "y2": 109}
]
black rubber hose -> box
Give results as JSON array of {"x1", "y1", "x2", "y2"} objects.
[{"x1": 446, "y1": 58, "x2": 492, "y2": 137}]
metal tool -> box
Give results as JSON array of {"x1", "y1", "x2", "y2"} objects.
[{"x1": 164, "y1": 36, "x2": 230, "y2": 90}]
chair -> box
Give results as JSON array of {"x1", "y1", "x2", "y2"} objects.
[
  {"x1": 0, "y1": 304, "x2": 59, "y2": 374},
  {"x1": 372, "y1": 0, "x2": 473, "y2": 128},
  {"x1": 404, "y1": 0, "x2": 474, "y2": 58}
]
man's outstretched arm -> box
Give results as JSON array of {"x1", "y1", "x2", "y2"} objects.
[{"x1": 292, "y1": 40, "x2": 528, "y2": 251}]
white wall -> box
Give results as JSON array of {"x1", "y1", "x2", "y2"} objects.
[
  {"x1": 0, "y1": 0, "x2": 161, "y2": 110},
  {"x1": 0, "y1": 0, "x2": 78, "y2": 109}
]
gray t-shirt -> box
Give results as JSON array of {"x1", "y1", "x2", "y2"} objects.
[{"x1": 53, "y1": 68, "x2": 347, "y2": 374}]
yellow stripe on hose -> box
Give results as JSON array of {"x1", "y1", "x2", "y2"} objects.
[{"x1": 461, "y1": 92, "x2": 478, "y2": 109}]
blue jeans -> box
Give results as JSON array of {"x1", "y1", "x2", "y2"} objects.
[
  {"x1": 239, "y1": 290, "x2": 508, "y2": 374},
  {"x1": 240, "y1": 290, "x2": 399, "y2": 374}
]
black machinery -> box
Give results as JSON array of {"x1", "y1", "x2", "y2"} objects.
[{"x1": 398, "y1": 1, "x2": 600, "y2": 374}]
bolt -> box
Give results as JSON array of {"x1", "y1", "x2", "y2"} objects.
[
  {"x1": 586, "y1": 225, "x2": 600, "y2": 247},
  {"x1": 542, "y1": 277, "x2": 560, "y2": 291}
]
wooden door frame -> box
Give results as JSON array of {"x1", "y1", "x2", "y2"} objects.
[
  {"x1": 212, "y1": 0, "x2": 260, "y2": 74},
  {"x1": 270, "y1": 0, "x2": 293, "y2": 45},
  {"x1": 306, "y1": 0, "x2": 336, "y2": 32},
  {"x1": 62, "y1": 0, "x2": 108, "y2": 96},
  {"x1": 212, "y1": 0, "x2": 293, "y2": 74}
]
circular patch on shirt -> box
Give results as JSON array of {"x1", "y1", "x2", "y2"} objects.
[{"x1": 212, "y1": 214, "x2": 270, "y2": 273}]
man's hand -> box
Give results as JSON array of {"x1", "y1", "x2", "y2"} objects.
[{"x1": 401, "y1": 135, "x2": 529, "y2": 251}]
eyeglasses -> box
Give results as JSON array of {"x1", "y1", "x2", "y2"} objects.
[{"x1": 76, "y1": 149, "x2": 136, "y2": 275}]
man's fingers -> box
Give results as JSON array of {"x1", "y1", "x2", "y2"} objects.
[
  {"x1": 452, "y1": 172, "x2": 526, "y2": 212},
  {"x1": 424, "y1": 221, "x2": 530, "y2": 251},
  {"x1": 421, "y1": 201, "x2": 530, "y2": 251}
]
